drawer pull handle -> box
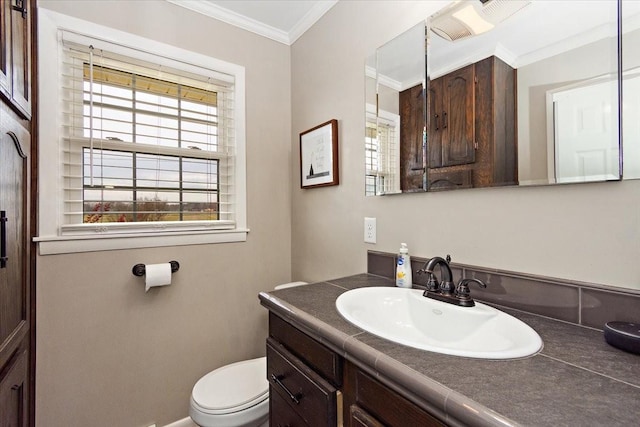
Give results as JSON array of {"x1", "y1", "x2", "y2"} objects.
[{"x1": 271, "y1": 373, "x2": 301, "y2": 405}]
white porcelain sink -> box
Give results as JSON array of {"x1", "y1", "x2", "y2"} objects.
[{"x1": 336, "y1": 287, "x2": 542, "y2": 359}]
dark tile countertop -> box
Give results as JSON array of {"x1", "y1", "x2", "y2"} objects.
[{"x1": 258, "y1": 274, "x2": 640, "y2": 427}]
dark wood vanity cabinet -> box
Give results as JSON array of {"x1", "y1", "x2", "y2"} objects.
[
  {"x1": 427, "y1": 56, "x2": 517, "y2": 190},
  {"x1": 267, "y1": 312, "x2": 447, "y2": 426},
  {"x1": 343, "y1": 361, "x2": 444, "y2": 427},
  {"x1": 267, "y1": 313, "x2": 343, "y2": 426}
]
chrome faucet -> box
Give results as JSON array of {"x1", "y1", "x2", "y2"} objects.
[{"x1": 417, "y1": 254, "x2": 487, "y2": 307}]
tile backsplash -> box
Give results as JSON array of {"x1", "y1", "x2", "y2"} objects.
[{"x1": 367, "y1": 250, "x2": 640, "y2": 330}]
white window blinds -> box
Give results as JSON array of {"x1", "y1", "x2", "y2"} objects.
[
  {"x1": 365, "y1": 114, "x2": 400, "y2": 196},
  {"x1": 60, "y1": 32, "x2": 237, "y2": 235}
]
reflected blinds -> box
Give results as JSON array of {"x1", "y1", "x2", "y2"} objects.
[
  {"x1": 365, "y1": 119, "x2": 398, "y2": 195},
  {"x1": 60, "y1": 33, "x2": 236, "y2": 234}
]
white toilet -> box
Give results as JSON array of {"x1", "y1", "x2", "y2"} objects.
[{"x1": 189, "y1": 282, "x2": 308, "y2": 427}]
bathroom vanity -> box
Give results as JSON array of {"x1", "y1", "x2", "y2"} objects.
[
  {"x1": 267, "y1": 311, "x2": 442, "y2": 426},
  {"x1": 260, "y1": 274, "x2": 640, "y2": 426}
]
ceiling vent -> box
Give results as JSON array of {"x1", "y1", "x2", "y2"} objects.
[{"x1": 430, "y1": 0, "x2": 531, "y2": 42}]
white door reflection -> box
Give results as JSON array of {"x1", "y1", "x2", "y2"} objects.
[{"x1": 551, "y1": 77, "x2": 619, "y2": 183}]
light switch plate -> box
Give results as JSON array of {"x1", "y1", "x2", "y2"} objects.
[{"x1": 364, "y1": 217, "x2": 376, "y2": 244}]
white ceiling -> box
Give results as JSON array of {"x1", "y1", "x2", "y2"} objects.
[
  {"x1": 430, "y1": 0, "x2": 621, "y2": 78},
  {"x1": 166, "y1": 0, "x2": 338, "y2": 45}
]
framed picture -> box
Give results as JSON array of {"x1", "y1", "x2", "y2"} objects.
[{"x1": 300, "y1": 119, "x2": 339, "y2": 189}]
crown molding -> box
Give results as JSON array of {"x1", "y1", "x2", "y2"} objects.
[
  {"x1": 289, "y1": 1, "x2": 338, "y2": 44},
  {"x1": 166, "y1": 0, "x2": 338, "y2": 46}
]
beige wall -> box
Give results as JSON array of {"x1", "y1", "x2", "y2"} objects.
[
  {"x1": 36, "y1": 1, "x2": 291, "y2": 426},
  {"x1": 291, "y1": 1, "x2": 640, "y2": 290}
]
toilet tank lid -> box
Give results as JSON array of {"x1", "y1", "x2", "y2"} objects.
[
  {"x1": 192, "y1": 357, "x2": 268, "y2": 412},
  {"x1": 274, "y1": 281, "x2": 308, "y2": 290}
]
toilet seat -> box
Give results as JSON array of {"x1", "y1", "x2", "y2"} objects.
[{"x1": 191, "y1": 357, "x2": 268, "y2": 415}]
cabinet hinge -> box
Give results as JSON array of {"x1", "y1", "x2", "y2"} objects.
[
  {"x1": 474, "y1": 141, "x2": 479, "y2": 149},
  {"x1": 474, "y1": 76, "x2": 478, "y2": 84}
]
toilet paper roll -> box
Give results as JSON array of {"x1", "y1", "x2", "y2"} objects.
[{"x1": 145, "y1": 263, "x2": 172, "y2": 292}]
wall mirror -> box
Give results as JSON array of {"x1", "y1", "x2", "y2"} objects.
[
  {"x1": 365, "y1": 0, "x2": 633, "y2": 195},
  {"x1": 365, "y1": 22, "x2": 425, "y2": 195}
]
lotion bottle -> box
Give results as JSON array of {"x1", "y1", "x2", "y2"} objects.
[{"x1": 396, "y1": 243, "x2": 412, "y2": 288}]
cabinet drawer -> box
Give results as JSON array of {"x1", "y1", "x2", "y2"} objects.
[
  {"x1": 267, "y1": 338, "x2": 339, "y2": 426},
  {"x1": 270, "y1": 385, "x2": 309, "y2": 427},
  {"x1": 269, "y1": 312, "x2": 343, "y2": 387}
]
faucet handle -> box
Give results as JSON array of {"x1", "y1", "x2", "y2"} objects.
[
  {"x1": 416, "y1": 268, "x2": 440, "y2": 292},
  {"x1": 426, "y1": 273, "x2": 439, "y2": 291},
  {"x1": 457, "y1": 278, "x2": 487, "y2": 293},
  {"x1": 456, "y1": 278, "x2": 487, "y2": 301}
]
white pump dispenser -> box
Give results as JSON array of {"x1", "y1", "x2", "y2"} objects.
[{"x1": 396, "y1": 243, "x2": 412, "y2": 288}]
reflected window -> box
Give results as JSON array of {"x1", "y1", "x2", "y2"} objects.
[{"x1": 365, "y1": 113, "x2": 400, "y2": 195}]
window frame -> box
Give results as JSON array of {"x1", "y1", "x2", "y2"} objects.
[{"x1": 36, "y1": 9, "x2": 248, "y2": 255}]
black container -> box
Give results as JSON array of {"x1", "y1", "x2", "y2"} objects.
[{"x1": 604, "y1": 321, "x2": 640, "y2": 355}]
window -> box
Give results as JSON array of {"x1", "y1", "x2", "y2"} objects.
[
  {"x1": 36, "y1": 11, "x2": 247, "y2": 254},
  {"x1": 365, "y1": 106, "x2": 400, "y2": 196},
  {"x1": 62, "y1": 40, "x2": 235, "y2": 234}
]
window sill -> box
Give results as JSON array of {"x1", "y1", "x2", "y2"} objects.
[{"x1": 34, "y1": 228, "x2": 249, "y2": 255}]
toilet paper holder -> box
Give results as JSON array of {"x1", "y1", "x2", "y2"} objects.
[{"x1": 132, "y1": 261, "x2": 180, "y2": 277}]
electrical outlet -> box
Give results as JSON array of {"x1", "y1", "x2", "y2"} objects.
[{"x1": 364, "y1": 217, "x2": 377, "y2": 244}]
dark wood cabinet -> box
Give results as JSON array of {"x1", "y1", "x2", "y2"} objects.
[
  {"x1": 343, "y1": 361, "x2": 444, "y2": 427},
  {"x1": 267, "y1": 312, "x2": 448, "y2": 426},
  {"x1": 0, "y1": 109, "x2": 31, "y2": 427},
  {"x1": 399, "y1": 84, "x2": 425, "y2": 192},
  {"x1": 473, "y1": 56, "x2": 517, "y2": 187},
  {"x1": 427, "y1": 56, "x2": 517, "y2": 190},
  {"x1": 0, "y1": 348, "x2": 28, "y2": 426},
  {"x1": 0, "y1": 1, "x2": 35, "y2": 426},
  {"x1": 270, "y1": 385, "x2": 309, "y2": 427},
  {"x1": 267, "y1": 313, "x2": 343, "y2": 426},
  {"x1": 349, "y1": 404, "x2": 385, "y2": 427},
  {"x1": 429, "y1": 64, "x2": 476, "y2": 169},
  {"x1": 0, "y1": 0, "x2": 32, "y2": 119},
  {"x1": 267, "y1": 339, "x2": 340, "y2": 426}
]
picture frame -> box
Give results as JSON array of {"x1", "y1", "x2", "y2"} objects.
[{"x1": 300, "y1": 119, "x2": 339, "y2": 189}]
